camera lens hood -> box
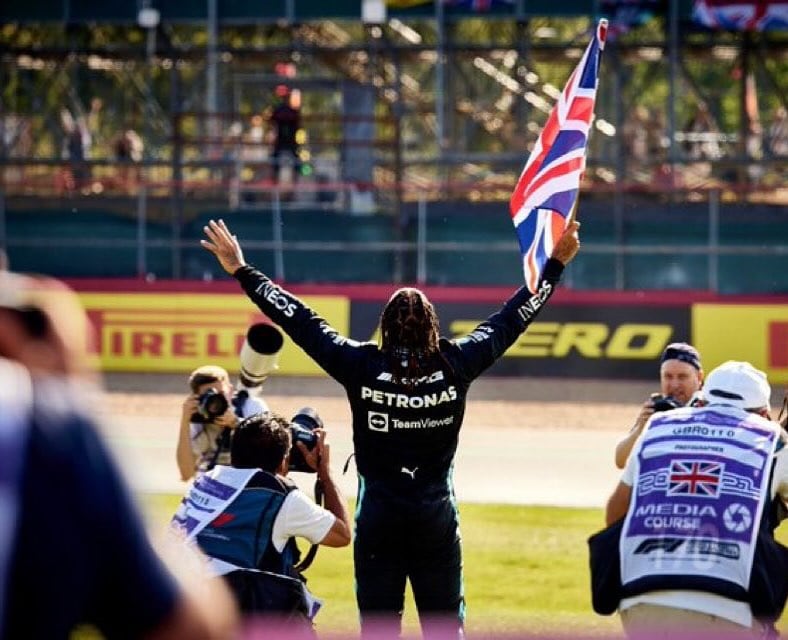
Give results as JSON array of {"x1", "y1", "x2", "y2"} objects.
[{"x1": 291, "y1": 406, "x2": 323, "y2": 431}]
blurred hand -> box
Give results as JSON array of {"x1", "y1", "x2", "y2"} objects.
[
  {"x1": 200, "y1": 219, "x2": 246, "y2": 275},
  {"x1": 551, "y1": 220, "x2": 581, "y2": 266},
  {"x1": 633, "y1": 396, "x2": 657, "y2": 431},
  {"x1": 182, "y1": 395, "x2": 198, "y2": 419}
]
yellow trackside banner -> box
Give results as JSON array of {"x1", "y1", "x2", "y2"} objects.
[
  {"x1": 693, "y1": 304, "x2": 788, "y2": 385},
  {"x1": 78, "y1": 293, "x2": 349, "y2": 375}
]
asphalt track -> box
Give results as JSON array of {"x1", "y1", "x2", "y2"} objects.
[{"x1": 97, "y1": 373, "x2": 655, "y2": 508}]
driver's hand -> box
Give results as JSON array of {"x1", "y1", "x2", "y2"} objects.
[
  {"x1": 201, "y1": 219, "x2": 246, "y2": 275},
  {"x1": 551, "y1": 220, "x2": 581, "y2": 266}
]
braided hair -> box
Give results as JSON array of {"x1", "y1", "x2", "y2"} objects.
[{"x1": 379, "y1": 287, "x2": 444, "y2": 387}]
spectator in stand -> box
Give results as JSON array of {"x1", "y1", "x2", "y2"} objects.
[
  {"x1": 622, "y1": 105, "x2": 650, "y2": 182},
  {"x1": 113, "y1": 128, "x2": 144, "y2": 193},
  {"x1": 60, "y1": 108, "x2": 91, "y2": 193},
  {"x1": 746, "y1": 118, "x2": 765, "y2": 186},
  {"x1": 683, "y1": 102, "x2": 722, "y2": 162},
  {"x1": 646, "y1": 107, "x2": 667, "y2": 162},
  {"x1": 86, "y1": 97, "x2": 104, "y2": 156},
  {"x1": 268, "y1": 85, "x2": 302, "y2": 184},
  {"x1": 768, "y1": 106, "x2": 788, "y2": 158}
]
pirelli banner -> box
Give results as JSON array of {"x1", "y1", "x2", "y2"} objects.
[
  {"x1": 79, "y1": 291, "x2": 348, "y2": 375},
  {"x1": 71, "y1": 283, "x2": 788, "y2": 383}
]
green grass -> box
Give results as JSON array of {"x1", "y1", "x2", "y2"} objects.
[
  {"x1": 141, "y1": 494, "x2": 623, "y2": 638},
  {"x1": 80, "y1": 494, "x2": 788, "y2": 639}
]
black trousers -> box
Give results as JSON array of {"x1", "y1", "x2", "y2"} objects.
[
  {"x1": 271, "y1": 144, "x2": 301, "y2": 182},
  {"x1": 354, "y1": 493, "x2": 465, "y2": 639}
]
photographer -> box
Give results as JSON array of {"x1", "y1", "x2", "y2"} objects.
[
  {"x1": 176, "y1": 365, "x2": 268, "y2": 481},
  {"x1": 172, "y1": 411, "x2": 351, "y2": 627},
  {"x1": 614, "y1": 342, "x2": 704, "y2": 469},
  {"x1": 598, "y1": 361, "x2": 788, "y2": 638}
]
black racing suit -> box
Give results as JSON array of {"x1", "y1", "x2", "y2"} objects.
[{"x1": 234, "y1": 258, "x2": 565, "y2": 636}]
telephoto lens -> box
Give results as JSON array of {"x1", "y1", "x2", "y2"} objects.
[{"x1": 238, "y1": 323, "x2": 284, "y2": 389}]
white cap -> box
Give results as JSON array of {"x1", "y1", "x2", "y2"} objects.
[{"x1": 702, "y1": 360, "x2": 771, "y2": 411}]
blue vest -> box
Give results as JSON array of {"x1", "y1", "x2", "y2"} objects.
[{"x1": 195, "y1": 470, "x2": 300, "y2": 576}]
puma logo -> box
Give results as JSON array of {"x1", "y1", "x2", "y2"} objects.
[{"x1": 401, "y1": 466, "x2": 418, "y2": 480}]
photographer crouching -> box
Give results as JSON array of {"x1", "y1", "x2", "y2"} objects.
[
  {"x1": 176, "y1": 365, "x2": 269, "y2": 481},
  {"x1": 171, "y1": 410, "x2": 351, "y2": 633}
]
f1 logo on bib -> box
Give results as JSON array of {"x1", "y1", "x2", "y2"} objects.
[{"x1": 368, "y1": 411, "x2": 389, "y2": 432}]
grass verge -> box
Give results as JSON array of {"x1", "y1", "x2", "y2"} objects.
[{"x1": 142, "y1": 495, "x2": 623, "y2": 638}]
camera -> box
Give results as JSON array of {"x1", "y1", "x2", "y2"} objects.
[
  {"x1": 288, "y1": 407, "x2": 323, "y2": 473},
  {"x1": 650, "y1": 393, "x2": 682, "y2": 413},
  {"x1": 191, "y1": 388, "x2": 230, "y2": 423},
  {"x1": 238, "y1": 323, "x2": 284, "y2": 390}
]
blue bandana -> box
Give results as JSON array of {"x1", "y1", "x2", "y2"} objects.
[{"x1": 661, "y1": 342, "x2": 702, "y2": 371}]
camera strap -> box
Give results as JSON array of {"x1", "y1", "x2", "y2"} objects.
[
  {"x1": 341, "y1": 453, "x2": 355, "y2": 475},
  {"x1": 232, "y1": 389, "x2": 249, "y2": 418},
  {"x1": 206, "y1": 429, "x2": 231, "y2": 471}
]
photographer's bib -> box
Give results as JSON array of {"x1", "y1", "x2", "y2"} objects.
[
  {"x1": 171, "y1": 465, "x2": 258, "y2": 540},
  {"x1": 170, "y1": 465, "x2": 323, "y2": 620},
  {"x1": 621, "y1": 406, "x2": 778, "y2": 598}
]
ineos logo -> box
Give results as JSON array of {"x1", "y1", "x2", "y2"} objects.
[{"x1": 368, "y1": 411, "x2": 389, "y2": 433}]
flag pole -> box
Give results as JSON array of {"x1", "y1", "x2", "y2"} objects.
[{"x1": 568, "y1": 198, "x2": 579, "y2": 224}]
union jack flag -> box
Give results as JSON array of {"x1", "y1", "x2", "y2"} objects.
[
  {"x1": 693, "y1": 0, "x2": 788, "y2": 31},
  {"x1": 600, "y1": 0, "x2": 662, "y2": 39},
  {"x1": 668, "y1": 460, "x2": 724, "y2": 497},
  {"x1": 509, "y1": 20, "x2": 607, "y2": 292}
]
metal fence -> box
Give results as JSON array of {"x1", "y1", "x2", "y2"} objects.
[{"x1": 2, "y1": 163, "x2": 786, "y2": 294}]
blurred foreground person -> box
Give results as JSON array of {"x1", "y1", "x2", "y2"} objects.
[
  {"x1": 614, "y1": 342, "x2": 704, "y2": 468},
  {"x1": 201, "y1": 218, "x2": 580, "y2": 638},
  {"x1": 172, "y1": 412, "x2": 351, "y2": 636},
  {"x1": 592, "y1": 360, "x2": 788, "y2": 639},
  {"x1": 0, "y1": 271, "x2": 237, "y2": 639}
]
